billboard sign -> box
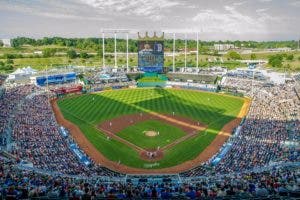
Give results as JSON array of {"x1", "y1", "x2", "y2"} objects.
[{"x1": 138, "y1": 41, "x2": 164, "y2": 72}]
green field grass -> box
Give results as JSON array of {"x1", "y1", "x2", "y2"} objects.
[
  {"x1": 57, "y1": 88, "x2": 244, "y2": 169},
  {"x1": 117, "y1": 120, "x2": 186, "y2": 149}
]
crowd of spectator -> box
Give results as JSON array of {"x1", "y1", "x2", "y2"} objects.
[
  {"x1": 12, "y1": 93, "x2": 87, "y2": 175},
  {"x1": 1, "y1": 156, "x2": 299, "y2": 199},
  {"x1": 89, "y1": 81, "x2": 136, "y2": 92},
  {"x1": 226, "y1": 70, "x2": 266, "y2": 80},
  {"x1": 84, "y1": 70, "x2": 136, "y2": 92},
  {"x1": 0, "y1": 84, "x2": 122, "y2": 178},
  {"x1": 86, "y1": 69, "x2": 128, "y2": 84},
  {"x1": 294, "y1": 74, "x2": 300, "y2": 98},
  {"x1": 183, "y1": 81, "x2": 299, "y2": 177},
  {"x1": 220, "y1": 77, "x2": 267, "y2": 96},
  {"x1": 47, "y1": 83, "x2": 82, "y2": 91},
  {"x1": 0, "y1": 75, "x2": 299, "y2": 199},
  {"x1": 215, "y1": 83, "x2": 299, "y2": 173},
  {"x1": 0, "y1": 85, "x2": 36, "y2": 146}
]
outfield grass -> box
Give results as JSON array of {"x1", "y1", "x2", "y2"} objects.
[
  {"x1": 117, "y1": 120, "x2": 186, "y2": 149},
  {"x1": 58, "y1": 88, "x2": 244, "y2": 169}
]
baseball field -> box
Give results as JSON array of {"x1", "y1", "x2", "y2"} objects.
[{"x1": 54, "y1": 88, "x2": 249, "y2": 173}]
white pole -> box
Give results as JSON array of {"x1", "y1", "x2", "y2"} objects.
[
  {"x1": 126, "y1": 33, "x2": 129, "y2": 71},
  {"x1": 173, "y1": 33, "x2": 176, "y2": 72},
  {"x1": 114, "y1": 32, "x2": 117, "y2": 67},
  {"x1": 102, "y1": 33, "x2": 105, "y2": 67},
  {"x1": 196, "y1": 32, "x2": 199, "y2": 68},
  {"x1": 185, "y1": 33, "x2": 187, "y2": 69}
]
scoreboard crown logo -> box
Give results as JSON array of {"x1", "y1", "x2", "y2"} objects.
[{"x1": 138, "y1": 32, "x2": 164, "y2": 41}]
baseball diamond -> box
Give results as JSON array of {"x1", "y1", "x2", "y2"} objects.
[{"x1": 52, "y1": 88, "x2": 250, "y2": 173}]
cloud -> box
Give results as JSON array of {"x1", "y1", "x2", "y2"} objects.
[
  {"x1": 259, "y1": 0, "x2": 272, "y2": 2},
  {"x1": 0, "y1": 0, "x2": 299, "y2": 40},
  {"x1": 79, "y1": 0, "x2": 183, "y2": 20},
  {"x1": 192, "y1": 6, "x2": 263, "y2": 35},
  {"x1": 289, "y1": 1, "x2": 300, "y2": 7},
  {"x1": 233, "y1": 1, "x2": 247, "y2": 6},
  {"x1": 256, "y1": 8, "x2": 268, "y2": 13},
  {"x1": 0, "y1": 1, "x2": 108, "y2": 21}
]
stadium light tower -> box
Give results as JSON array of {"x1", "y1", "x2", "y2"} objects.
[
  {"x1": 114, "y1": 32, "x2": 117, "y2": 67},
  {"x1": 196, "y1": 32, "x2": 199, "y2": 68},
  {"x1": 126, "y1": 33, "x2": 129, "y2": 71},
  {"x1": 101, "y1": 29, "x2": 130, "y2": 68},
  {"x1": 102, "y1": 32, "x2": 105, "y2": 68},
  {"x1": 185, "y1": 33, "x2": 187, "y2": 69},
  {"x1": 173, "y1": 33, "x2": 176, "y2": 72}
]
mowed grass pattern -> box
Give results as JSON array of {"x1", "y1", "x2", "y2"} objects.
[
  {"x1": 117, "y1": 120, "x2": 186, "y2": 149},
  {"x1": 58, "y1": 88, "x2": 244, "y2": 169}
]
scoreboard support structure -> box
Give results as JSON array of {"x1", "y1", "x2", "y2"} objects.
[
  {"x1": 101, "y1": 29, "x2": 130, "y2": 71},
  {"x1": 100, "y1": 30, "x2": 201, "y2": 72}
]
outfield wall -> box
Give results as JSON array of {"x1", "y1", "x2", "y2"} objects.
[
  {"x1": 166, "y1": 81, "x2": 217, "y2": 92},
  {"x1": 137, "y1": 82, "x2": 166, "y2": 87}
]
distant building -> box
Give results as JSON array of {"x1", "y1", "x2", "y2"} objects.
[
  {"x1": 0, "y1": 39, "x2": 11, "y2": 47},
  {"x1": 214, "y1": 44, "x2": 235, "y2": 51},
  {"x1": 241, "y1": 49, "x2": 253, "y2": 54},
  {"x1": 34, "y1": 51, "x2": 43, "y2": 55},
  {"x1": 268, "y1": 47, "x2": 292, "y2": 52}
]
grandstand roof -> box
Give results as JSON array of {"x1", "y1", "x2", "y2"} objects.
[{"x1": 10, "y1": 67, "x2": 37, "y2": 75}]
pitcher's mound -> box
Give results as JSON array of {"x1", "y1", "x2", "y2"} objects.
[{"x1": 144, "y1": 131, "x2": 159, "y2": 137}]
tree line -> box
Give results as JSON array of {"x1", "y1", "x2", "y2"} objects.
[
  {"x1": 268, "y1": 53, "x2": 300, "y2": 69},
  {"x1": 10, "y1": 37, "x2": 300, "y2": 53},
  {"x1": 0, "y1": 59, "x2": 13, "y2": 72}
]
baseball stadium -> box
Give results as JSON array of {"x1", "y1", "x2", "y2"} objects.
[{"x1": 0, "y1": 30, "x2": 299, "y2": 199}]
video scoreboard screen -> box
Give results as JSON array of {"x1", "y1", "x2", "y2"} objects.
[{"x1": 138, "y1": 41, "x2": 164, "y2": 73}]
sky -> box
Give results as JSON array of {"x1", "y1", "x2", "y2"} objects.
[{"x1": 0, "y1": 0, "x2": 299, "y2": 40}]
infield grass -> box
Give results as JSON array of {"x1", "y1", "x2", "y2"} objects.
[
  {"x1": 117, "y1": 120, "x2": 186, "y2": 149},
  {"x1": 58, "y1": 88, "x2": 245, "y2": 169}
]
